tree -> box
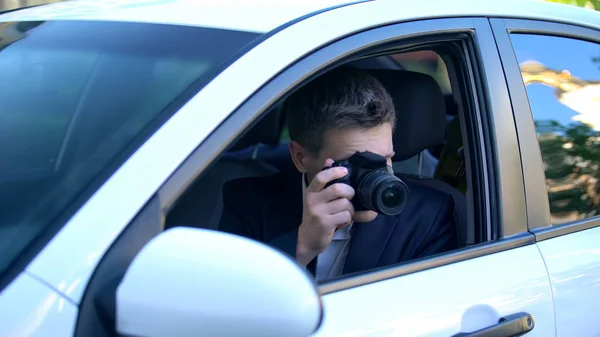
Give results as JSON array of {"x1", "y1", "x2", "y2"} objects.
[
  {"x1": 546, "y1": 0, "x2": 600, "y2": 11},
  {"x1": 537, "y1": 120, "x2": 600, "y2": 221}
]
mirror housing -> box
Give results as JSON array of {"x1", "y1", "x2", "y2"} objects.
[{"x1": 116, "y1": 227, "x2": 322, "y2": 337}]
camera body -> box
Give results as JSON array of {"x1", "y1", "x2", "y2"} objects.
[{"x1": 323, "y1": 151, "x2": 409, "y2": 216}]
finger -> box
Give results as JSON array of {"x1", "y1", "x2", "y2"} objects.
[
  {"x1": 307, "y1": 165, "x2": 348, "y2": 192},
  {"x1": 336, "y1": 203, "x2": 355, "y2": 229},
  {"x1": 318, "y1": 183, "x2": 355, "y2": 203},
  {"x1": 337, "y1": 220, "x2": 353, "y2": 230},
  {"x1": 347, "y1": 202, "x2": 355, "y2": 217},
  {"x1": 328, "y1": 210, "x2": 352, "y2": 227},
  {"x1": 325, "y1": 197, "x2": 352, "y2": 215}
]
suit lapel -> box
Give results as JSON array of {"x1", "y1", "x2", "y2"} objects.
[
  {"x1": 343, "y1": 214, "x2": 399, "y2": 274},
  {"x1": 269, "y1": 171, "x2": 321, "y2": 274}
]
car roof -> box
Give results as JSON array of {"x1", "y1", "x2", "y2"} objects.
[
  {"x1": 0, "y1": 0, "x2": 599, "y2": 33},
  {"x1": 0, "y1": 0, "x2": 358, "y2": 33}
]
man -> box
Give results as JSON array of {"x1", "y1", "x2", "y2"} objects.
[{"x1": 219, "y1": 67, "x2": 457, "y2": 281}]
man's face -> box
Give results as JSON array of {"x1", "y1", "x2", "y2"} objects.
[{"x1": 305, "y1": 123, "x2": 395, "y2": 223}]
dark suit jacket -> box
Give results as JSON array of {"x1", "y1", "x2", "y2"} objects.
[{"x1": 218, "y1": 170, "x2": 457, "y2": 277}]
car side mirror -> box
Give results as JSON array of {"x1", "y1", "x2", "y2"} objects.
[{"x1": 116, "y1": 227, "x2": 322, "y2": 337}]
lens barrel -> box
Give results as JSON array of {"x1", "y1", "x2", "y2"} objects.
[{"x1": 357, "y1": 171, "x2": 409, "y2": 215}]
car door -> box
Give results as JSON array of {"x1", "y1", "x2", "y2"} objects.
[
  {"x1": 155, "y1": 9, "x2": 555, "y2": 337},
  {"x1": 491, "y1": 17, "x2": 600, "y2": 337},
  {"x1": 288, "y1": 15, "x2": 554, "y2": 337},
  {"x1": 310, "y1": 18, "x2": 552, "y2": 337}
]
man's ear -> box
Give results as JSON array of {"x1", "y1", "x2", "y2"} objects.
[{"x1": 289, "y1": 141, "x2": 312, "y2": 173}]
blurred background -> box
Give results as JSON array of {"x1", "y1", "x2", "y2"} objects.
[
  {"x1": 1, "y1": 0, "x2": 62, "y2": 12},
  {"x1": 547, "y1": 0, "x2": 599, "y2": 10},
  {"x1": 1, "y1": 0, "x2": 600, "y2": 12}
]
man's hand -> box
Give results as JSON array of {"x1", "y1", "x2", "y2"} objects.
[{"x1": 296, "y1": 159, "x2": 355, "y2": 266}]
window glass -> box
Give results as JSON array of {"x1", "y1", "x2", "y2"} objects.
[
  {"x1": 511, "y1": 33, "x2": 600, "y2": 225},
  {"x1": 0, "y1": 20, "x2": 259, "y2": 275}
]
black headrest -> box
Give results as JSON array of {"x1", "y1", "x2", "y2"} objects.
[
  {"x1": 366, "y1": 70, "x2": 446, "y2": 161},
  {"x1": 229, "y1": 105, "x2": 283, "y2": 152}
]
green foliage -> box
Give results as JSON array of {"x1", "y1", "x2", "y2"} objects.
[
  {"x1": 536, "y1": 120, "x2": 600, "y2": 219},
  {"x1": 546, "y1": 0, "x2": 600, "y2": 10}
]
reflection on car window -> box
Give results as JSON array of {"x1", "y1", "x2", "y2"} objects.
[
  {"x1": 0, "y1": 20, "x2": 259, "y2": 276},
  {"x1": 511, "y1": 33, "x2": 600, "y2": 225}
]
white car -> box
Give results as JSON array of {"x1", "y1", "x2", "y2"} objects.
[{"x1": 1, "y1": 0, "x2": 600, "y2": 336}]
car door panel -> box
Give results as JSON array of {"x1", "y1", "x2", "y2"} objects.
[
  {"x1": 490, "y1": 17, "x2": 600, "y2": 337},
  {"x1": 316, "y1": 244, "x2": 554, "y2": 336},
  {"x1": 536, "y1": 227, "x2": 600, "y2": 337}
]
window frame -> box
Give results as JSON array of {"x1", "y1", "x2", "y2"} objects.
[
  {"x1": 160, "y1": 17, "x2": 532, "y2": 294},
  {"x1": 490, "y1": 18, "x2": 600, "y2": 240}
]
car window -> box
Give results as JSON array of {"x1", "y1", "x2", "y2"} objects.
[
  {"x1": 0, "y1": 20, "x2": 259, "y2": 276},
  {"x1": 511, "y1": 33, "x2": 600, "y2": 225},
  {"x1": 166, "y1": 42, "x2": 482, "y2": 283}
]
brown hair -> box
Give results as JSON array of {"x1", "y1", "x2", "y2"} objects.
[{"x1": 286, "y1": 67, "x2": 395, "y2": 153}]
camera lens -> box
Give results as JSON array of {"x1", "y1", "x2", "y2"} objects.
[
  {"x1": 381, "y1": 185, "x2": 404, "y2": 209},
  {"x1": 356, "y1": 170, "x2": 409, "y2": 215}
]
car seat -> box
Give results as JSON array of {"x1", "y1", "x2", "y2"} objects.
[
  {"x1": 367, "y1": 69, "x2": 468, "y2": 248},
  {"x1": 164, "y1": 109, "x2": 281, "y2": 230},
  {"x1": 435, "y1": 116, "x2": 467, "y2": 194}
]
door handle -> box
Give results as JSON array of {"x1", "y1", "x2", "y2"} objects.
[{"x1": 452, "y1": 312, "x2": 535, "y2": 337}]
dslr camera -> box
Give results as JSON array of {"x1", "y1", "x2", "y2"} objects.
[{"x1": 322, "y1": 151, "x2": 409, "y2": 216}]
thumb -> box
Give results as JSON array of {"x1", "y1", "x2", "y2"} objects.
[{"x1": 323, "y1": 158, "x2": 335, "y2": 168}]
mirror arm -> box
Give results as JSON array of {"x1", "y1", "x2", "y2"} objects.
[{"x1": 94, "y1": 275, "x2": 122, "y2": 336}]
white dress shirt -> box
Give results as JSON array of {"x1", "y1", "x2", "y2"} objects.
[{"x1": 302, "y1": 175, "x2": 353, "y2": 281}]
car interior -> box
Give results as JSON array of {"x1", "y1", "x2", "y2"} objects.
[{"x1": 165, "y1": 49, "x2": 471, "y2": 252}]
